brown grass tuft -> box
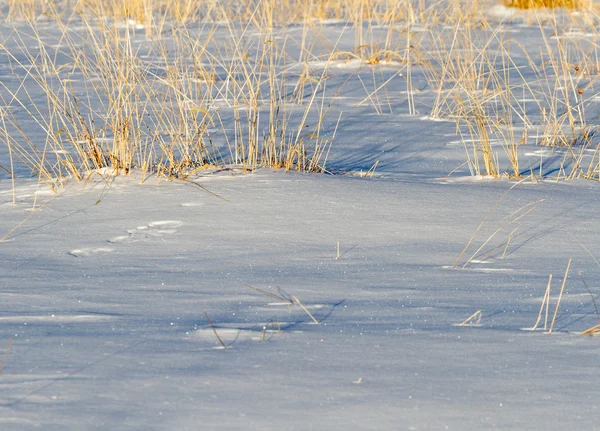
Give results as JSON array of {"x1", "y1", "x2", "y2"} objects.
[{"x1": 503, "y1": 0, "x2": 592, "y2": 8}]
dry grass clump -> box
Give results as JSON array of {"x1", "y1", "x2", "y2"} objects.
[
  {"x1": 425, "y1": 21, "x2": 524, "y2": 177},
  {"x1": 4, "y1": 0, "x2": 600, "y2": 185},
  {"x1": 0, "y1": 0, "x2": 437, "y2": 26},
  {"x1": 0, "y1": 8, "x2": 342, "y2": 186},
  {"x1": 424, "y1": 6, "x2": 600, "y2": 180},
  {"x1": 503, "y1": 0, "x2": 592, "y2": 8}
]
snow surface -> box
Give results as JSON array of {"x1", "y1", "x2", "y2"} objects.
[
  {"x1": 2, "y1": 6, "x2": 600, "y2": 431},
  {"x1": 3, "y1": 170, "x2": 600, "y2": 430}
]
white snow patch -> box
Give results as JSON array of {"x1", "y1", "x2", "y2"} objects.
[
  {"x1": 0, "y1": 314, "x2": 117, "y2": 323},
  {"x1": 107, "y1": 220, "x2": 183, "y2": 243}
]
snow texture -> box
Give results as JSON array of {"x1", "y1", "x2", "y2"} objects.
[{"x1": 2, "y1": 5, "x2": 600, "y2": 431}]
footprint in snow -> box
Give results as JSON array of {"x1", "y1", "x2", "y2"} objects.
[
  {"x1": 107, "y1": 220, "x2": 183, "y2": 244},
  {"x1": 70, "y1": 220, "x2": 183, "y2": 257},
  {"x1": 180, "y1": 202, "x2": 204, "y2": 208},
  {"x1": 69, "y1": 247, "x2": 114, "y2": 257},
  {"x1": 192, "y1": 322, "x2": 298, "y2": 349}
]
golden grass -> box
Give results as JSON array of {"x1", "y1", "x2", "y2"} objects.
[
  {"x1": 457, "y1": 310, "x2": 482, "y2": 326},
  {"x1": 291, "y1": 295, "x2": 320, "y2": 324},
  {"x1": 0, "y1": 5, "x2": 346, "y2": 183},
  {"x1": 426, "y1": 6, "x2": 600, "y2": 179},
  {"x1": 527, "y1": 274, "x2": 552, "y2": 331},
  {"x1": 548, "y1": 257, "x2": 572, "y2": 334},
  {"x1": 503, "y1": 0, "x2": 592, "y2": 8},
  {"x1": 581, "y1": 324, "x2": 600, "y2": 335},
  {"x1": 452, "y1": 178, "x2": 531, "y2": 268},
  {"x1": 2, "y1": 0, "x2": 600, "y2": 183},
  {"x1": 0, "y1": 0, "x2": 434, "y2": 26}
]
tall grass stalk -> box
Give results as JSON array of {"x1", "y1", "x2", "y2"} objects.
[
  {"x1": 0, "y1": 7, "x2": 343, "y2": 182},
  {"x1": 4, "y1": 0, "x2": 600, "y2": 183}
]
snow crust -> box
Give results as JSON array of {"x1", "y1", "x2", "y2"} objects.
[
  {"x1": 2, "y1": 7, "x2": 600, "y2": 430},
  {"x1": 2, "y1": 171, "x2": 600, "y2": 430}
]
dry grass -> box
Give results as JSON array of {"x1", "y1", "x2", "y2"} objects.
[
  {"x1": 503, "y1": 0, "x2": 592, "y2": 9},
  {"x1": 0, "y1": 5, "x2": 346, "y2": 184},
  {"x1": 425, "y1": 6, "x2": 600, "y2": 179},
  {"x1": 203, "y1": 311, "x2": 227, "y2": 349},
  {"x1": 548, "y1": 257, "x2": 572, "y2": 334},
  {"x1": 0, "y1": 0, "x2": 436, "y2": 26},
  {"x1": 2, "y1": 0, "x2": 600, "y2": 183},
  {"x1": 457, "y1": 310, "x2": 482, "y2": 326},
  {"x1": 527, "y1": 274, "x2": 553, "y2": 331},
  {"x1": 452, "y1": 178, "x2": 533, "y2": 268}
]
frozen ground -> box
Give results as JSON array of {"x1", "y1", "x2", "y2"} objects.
[
  {"x1": 2, "y1": 170, "x2": 600, "y2": 430},
  {"x1": 2, "y1": 4, "x2": 600, "y2": 431}
]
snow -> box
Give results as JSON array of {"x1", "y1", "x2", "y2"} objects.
[
  {"x1": 2, "y1": 171, "x2": 600, "y2": 429},
  {"x1": 2, "y1": 3, "x2": 600, "y2": 430}
]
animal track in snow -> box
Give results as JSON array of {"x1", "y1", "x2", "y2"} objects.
[
  {"x1": 180, "y1": 202, "x2": 204, "y2": 207},
  {"x1": 70, "y1": 220, "x2": 183, "y2": 257},
  {"x1": 69, "y1": 247, "x2": 114, "y2": 257},
  {"x1": 108, "y1": 220, "x2": 183, "y2": 244},
  {"x1": 192, "y1": 322, "x2": 297, "y2": 349}
]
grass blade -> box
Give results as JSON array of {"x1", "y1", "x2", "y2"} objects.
[
  {"x1": 292, "y1": 295, "x2": 319, "y2": 324},
  {"x1": 204, "y1": 312, "x2": 227, "y2": 349},
  {"x1": 549, "y1": 258, "x2": 572, "y2": 334}
]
